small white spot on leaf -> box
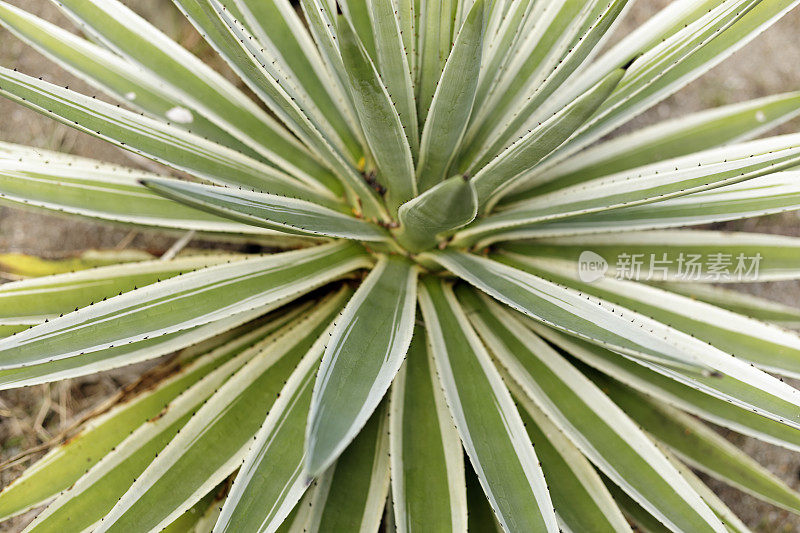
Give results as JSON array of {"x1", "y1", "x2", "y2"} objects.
[
  {"x1": 755, "y1": 110, "x2": 766, "y2": 123},
  {"x1": 166, "y1": 106, "x2": 193, "y2": 124},
  {"x1": 124, "y1": 92, "x2": 136, "y2": 100}
]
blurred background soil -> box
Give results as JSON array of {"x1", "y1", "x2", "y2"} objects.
[{"x1": 1, "y1": 0, "x2": 799, "y2": 530}]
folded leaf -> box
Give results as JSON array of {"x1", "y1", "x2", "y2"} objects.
[{"x1": 395, "y1": 175, "x2": 477, "y2": 252}]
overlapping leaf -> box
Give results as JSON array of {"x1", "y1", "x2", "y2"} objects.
[
  {"x1": 0, "y1": 242, "x2": 369, "y2": 370},
  {"x1": 419, "y1": 278, "x2": 558, "y2": 533},
  {"x1": 389, "y1": 327, "x2": 467, "y2": 532},
  {"x1": 461, "y1": 290, "x2": 724, "y2": 532},
  {"x1": 94, "y1": 292, "x2": 347, "y2": 532},
  {"x1": 143, "y1": 177, "x2": 387, "y2": 241}
]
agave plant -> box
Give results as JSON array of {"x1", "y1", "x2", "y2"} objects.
[{"x1": 3, "y1": 0, "x2": 800, "y2": 530}]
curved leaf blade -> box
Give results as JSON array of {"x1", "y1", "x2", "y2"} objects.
[
  {"x1": 607, "y1": 383, "x2": 800, "y2": 515},
  {"x1": 533, "y1": 325, "x2": 800, "y2": 454},
  {"x1": 549, "y1": 0, "x2": 800, "y2": 163},
  {"x1": 655, "y1": 282, "x2": 800, "y2": 328},
  {"x1": 426, "y1": 250, "x2": 709, "y2": 370},
  {"x1": 54, "y1": 0, "x2": 330, "y2": 186},
  {"x1": 0, "y1": 314, "x2": 292, "y2": 521},
  {"x1": 499, "y1": 252, "x2": 800, "y2": 378},
  {"x1": 513, "y1": 396, "x2": 630, "y2": 533},
  {"x1": 469, "y1": 68, "x2": 624, "y2": 209},
  {"x1": 501, "y1": 230, "x2": 800, "y2": 282},
  {"x1": 193, "y1": 0, "x2": 388, "y2": 221},
  {"x1": 0, "y1": 0, "x2": 266, "y2": 162},
  {"x1": 0, "y1": 158, "x2": 285, "y2": 236},
  {"x1": 234, "y1": 0, "x2": 359, "y2": 153},
  {"x1": 486, "y1": 252, "x2": 800, "y2": 430},
  {"x1": 473, "y1": 172, "x2": 800, "y2": 243},
  {"x1": 367, "y1": 0, "x2": 420, "y2": 158},
  {"x1": 0, "y1": 308, "x2": 268, "y2": 389},
  {"x1": 306, "y1": 405, "x2": 391, "y2": 533},
  {"x1": 306, "y1": 256, "x2": 417, "y2": 475},
  {"x1": 20, "y1": 308, "x2": 308, "y2": 533},
  {"x1": 484, "y1": 133, "x2": 800, "y2": 232},
  {"x1": 211, "y1": 325, "x2": 325, "y2": 533},
  {"x1": 463, "y1": 0, "x2": 629, "y2": 176},
  {"x1": 521, "y1": 91, "x2": 800, "y2": 197},
  {"x1": 0, "y1": 254, "x2": 238, "y2": 323}
]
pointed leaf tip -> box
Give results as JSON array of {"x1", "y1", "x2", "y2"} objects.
[
  {"x1": 305, "y1": 255, "x2": 417, "y2": 476},
  {"x1": 395, "y1": 175, "x2": 478, "y2": 252}
]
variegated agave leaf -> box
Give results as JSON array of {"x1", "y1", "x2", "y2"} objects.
[{"x1": 1, "y1": 0, "x2": 800, "y2": 531}]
